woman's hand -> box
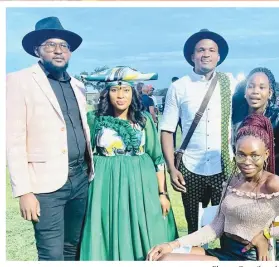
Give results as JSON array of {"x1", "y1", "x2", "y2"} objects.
[
  {"x1": 159, "y1": 195, "x2": 170, "y2": 217},
  {"x1": 147, "y1": 242, "x2": 174, "y2": 261},
  {"x1": 242, "y1": 231, "x2": 269, "y2": 261}
]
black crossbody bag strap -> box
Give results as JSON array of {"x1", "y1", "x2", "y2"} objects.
[{"x1": 174, "y1": 74, "x2": 219, "y2": 169}]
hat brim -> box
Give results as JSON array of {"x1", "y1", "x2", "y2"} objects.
[
  {"x1": 183, "y1": 31, "x2": 228, "y2": 67},
  {"x1": 22, "y1": 29, "x2": 82, "y2": 57}
]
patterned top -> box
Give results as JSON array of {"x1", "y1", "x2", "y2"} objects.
[
  {"x1": 95, "y1": 122, "x2": 145, "y2": 156},
  {"x1": 178, "y1": 177, "x2": 279, "y2": 247},
  {"x1": 87, "y1": 112, "x2": 165, "y2": 172}
]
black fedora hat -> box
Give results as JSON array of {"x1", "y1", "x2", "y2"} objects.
[
  {"x1": 22, "y1": 17, "x2": 82, "y2": 57},
  {"x1": 183, "y1": 29, "x2": 228, "y2": 67}
]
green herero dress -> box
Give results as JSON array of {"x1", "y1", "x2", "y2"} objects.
[{"x1": 80, "y1": 112, "x2": 178, "y2": 261}]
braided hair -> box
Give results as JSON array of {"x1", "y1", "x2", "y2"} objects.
[
  {"x1": 218, "y1": 113, "x2": 275, "y2": 213},
  {"x1": 247, "y1": 67, "x2": 277, "y2": 105},
  {"x1": 236, "y1": 113, "x2": 275, "y2": 173},
  {"x1": 232, "y1": 67, "x2": 278, "y2": 124}
]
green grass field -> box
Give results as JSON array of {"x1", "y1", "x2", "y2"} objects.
[
  {"x1": 6, "y1": 171, "x2": 189, "y2": 261},
  {"x1": 6, "y1": 118, "x2": 218, "y2": 261}
]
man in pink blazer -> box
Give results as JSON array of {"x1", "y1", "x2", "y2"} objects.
[{"x1": 6, "y1": 17, "x2": 94, "y2": 261}]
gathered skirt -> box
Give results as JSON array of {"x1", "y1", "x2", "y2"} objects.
[{"x1": 80, "y1": 153, "x2": 178, "y2": 261}]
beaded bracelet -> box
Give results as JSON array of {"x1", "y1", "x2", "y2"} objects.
[{"x1": 263, "y1": 228, "x2": 271, "y2": 239}]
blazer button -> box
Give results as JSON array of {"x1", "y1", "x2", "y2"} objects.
[{"x1": 62, "y1": 149, "x2": 67, "y2": 154}]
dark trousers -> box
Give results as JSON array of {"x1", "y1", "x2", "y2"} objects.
[
  {"x1": 180, "y1": 164, "x2": 225, "y2": 234},
  {"x1": 33, "y1": 162, "x2": 89, "y2": 261}
]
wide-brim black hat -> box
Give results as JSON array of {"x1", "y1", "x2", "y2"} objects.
[
  {"x1": 22, "y1": 16, "x2": 82, "y2": 57},
  {"x1": 183, "y1": 29, "x2": 228, "y2": 67}
]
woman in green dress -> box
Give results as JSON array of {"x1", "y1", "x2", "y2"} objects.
[{"x1": 80, "y1": 67, "x2": 178, "y2": 261}]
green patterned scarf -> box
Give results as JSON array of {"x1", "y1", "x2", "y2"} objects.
[{"x1": 218, "y1": 72, "x2": 236, "y2": 180}]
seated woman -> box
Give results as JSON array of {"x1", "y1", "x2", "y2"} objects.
[
  {"x1": 232, "y1": 68, "x2": 279, "y2": 260},
  {"x1": 147, "y1": 113, "x2": 279, "y2": 261},
  {"x1": 80, "y1": 67, "x2": 178, "y2": 261}
]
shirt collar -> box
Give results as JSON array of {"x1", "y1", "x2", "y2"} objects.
[
  {"x1": 38, "y1": 61, "x2": 71, "y2": 82},
  {"x1": 189, "y1": 69, "x2": 217, "y2": 83}
]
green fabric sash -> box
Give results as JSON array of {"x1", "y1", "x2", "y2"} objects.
[{"x1": 218, "y1": 72, "x2": 235, "y2": 180}]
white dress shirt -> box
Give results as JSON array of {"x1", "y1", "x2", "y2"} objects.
[{"x1": 160, "y1": 71, "x2": 237, "y2": 176}]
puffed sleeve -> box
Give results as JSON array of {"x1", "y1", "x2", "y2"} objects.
[
  {"x1": 87, "y1": 111, "x2": 98, "y2": 151},
  {"x1": 143, "y1": 112, "x2": 165, "y2": 171}
]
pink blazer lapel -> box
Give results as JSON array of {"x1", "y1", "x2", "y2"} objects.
[{"x1": 31, "y1": 64, "x2": 65, "y2": 123}]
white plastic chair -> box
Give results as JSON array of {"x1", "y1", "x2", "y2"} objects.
[
  {"x1": 198, "y1": 203, "x2": 219, "y2": 249},
  {"x1": 198, "y1": 202, "x2": 277, "y2": 260},
  {"x1": 270, "y1": 216, "x2": 279, "y2": 261}
]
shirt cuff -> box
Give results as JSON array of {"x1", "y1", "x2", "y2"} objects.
[
  {"x1": 159, "y1": 120, "x2": 177, "y2": 132},
  {"x1": 155, "y1": 163, "x2": 165, "y2": 172}
]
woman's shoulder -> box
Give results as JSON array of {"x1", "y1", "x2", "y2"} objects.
[
  {"x1": 87, "y1": 110, "x2": 97, "y2": 124},
  {"x1": 266, "y1": 104, "x2": 279, "y2": 118},
  {"x1": 87, "y1": 110, "x2": 97, "y2": 116},
  {"x1": 265, "y1": 173, "x2": 279, "y2": 194},
  {"x1": 142, "y1": 110, "x2": 150, "y2": 118},
  {"x1": 141, "y1": 111, "x2": 152, "y2": 124}
]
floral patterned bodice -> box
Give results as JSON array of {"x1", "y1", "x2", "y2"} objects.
[
  {"x1": 96, "y1": 123, "x2": 145, "y2": 156},
  {"x1": 93, "y1": 116, "x2": 145, "y2": 156},
  {"x1": 87, "y1": 113, "x2": 165, "y2": 171}
]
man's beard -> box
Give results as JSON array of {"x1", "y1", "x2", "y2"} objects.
[{"x1": 43, "y1": 60, "x2": 69, "y2": 74}]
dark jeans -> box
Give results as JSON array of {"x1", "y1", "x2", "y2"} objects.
[{"x1": 33, "y1": 162, "x2": 89, "y2": 261}]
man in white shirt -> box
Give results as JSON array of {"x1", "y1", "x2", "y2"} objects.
[{"x1": 160, "y1": 29, "x2": 237, "y2": 234}]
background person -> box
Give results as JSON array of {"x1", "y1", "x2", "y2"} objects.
[{"x1": 141, "y1": 84, "x2": 158, "y2": 124}]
